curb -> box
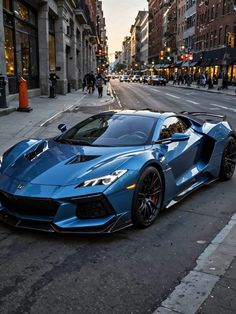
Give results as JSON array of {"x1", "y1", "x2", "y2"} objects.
[
  {"x1": 0, "y1": 107, "x2": 17, "y2": 117},
  {"x1": 170, "y1": 84, "x2": 236, "y2": 96}
]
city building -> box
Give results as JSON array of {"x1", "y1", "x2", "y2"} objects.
[
  {"x1": 121, "y1": 36, "x2": 131, "y2": 70},
  {"x1": 140, "y1": 11, "x2": 149, "y2": 67},
  {"x1": 1, "y1": 0, "x2": 101, "y2": 99},
  {"x1": 148, "y1": 0, "x2": 163, "y2": 64},
  {"x1": 96, "y1": 1, "x2": 108, "y2": 73},
  {"x1": 130, "y1": 11, "x2": 146, "y2": 71},
  {"x1": 195, "y1": 0, "x2": 236, "y2": 80}
]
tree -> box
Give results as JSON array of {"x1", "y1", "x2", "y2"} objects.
[{"x1": 113, "y1": 63, "x2": 127, "y2": 72}]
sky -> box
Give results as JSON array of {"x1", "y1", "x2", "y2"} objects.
[{"x1": 101, "y1": 0, "x2": 147, "y2": 61}]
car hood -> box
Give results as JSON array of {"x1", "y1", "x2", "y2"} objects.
[{"x1": 1, "y1": 138, "x2": 146, "y2": 186}]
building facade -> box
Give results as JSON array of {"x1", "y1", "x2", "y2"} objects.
[
  {"x1": 145, "y1": 0, "x2": 236, "y2": 81},
  {"x1": 140, "y1": 11, "x2": 149, "y2": 66},
  {"x1": 121, "y1": 36, "x2": 131, "y2": 70},
  {"x1": 1, "y1": 0, "x2": 102, "y2": 99},
  {"x1": 148, "y1": 0, "x2": 163, "y2": 64},
  {"x1": 195, "y1": 0, "x2": 236, "y2": 80}
]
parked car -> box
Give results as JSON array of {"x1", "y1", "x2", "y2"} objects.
[
  {"x1": 0, "y1": 110, "x2": 235, "y2": 233},
  {"x1": 140, "y1": 75, "x2": 150, "y2": 84},
  {"x1": 148, "y1": 75, "x2": 167, "y2": 86},
  {"x1": 120, "y1": 75, "x2": 130, "y2": 82},
  {"x1": 131, "y1": 75, "x2": 141, "y2": 82}
]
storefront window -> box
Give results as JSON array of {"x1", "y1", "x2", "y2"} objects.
[
  {"x1": 49, "y1": 15, "x2": 56, "y2": 73},
  {"x1": 16, "y1": 1, "x2": 36, "y2": 25},
  {"x1": 17, "y1": 2, "x2": 29, "y2": 21},
  {"x1": 4, "y1": 28, "x2": 15, "y2": 75},
  {"x1": 30, "y1": 36, "x2": 38, "y2": 75},
  {"x1": 3, "y1": 0, "x2": 10, "y2": 10},
  {"x1": 15, "y1": 4, "x2": 38, "y2": 77},
  {"x1": 49, "y1": 34, "x2": 56, "y2": 72},
  {"x1": 16, "y1": 32, "x2": 30, "y2": 75}
]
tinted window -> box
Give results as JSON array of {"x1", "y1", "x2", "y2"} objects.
[
  {"x1": 60, "y1": 114, "x2": 156, "y2": 147},
  {"x1": 159, "y1": 117, "x2": 189, "y2": 140}
]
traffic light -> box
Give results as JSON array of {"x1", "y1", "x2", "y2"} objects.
[
  {"x1": 98, "y1": 48, "x2": 102, "y2": 56},
  {"x1": 160, "y1": 50, "x2": 164, "y2": 60},
  {"x1": 228, "y1": 32, "x2": 235, "y2": 47}
]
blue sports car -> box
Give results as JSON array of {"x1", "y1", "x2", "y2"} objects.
[{"x1": 0, "y1": 110, "x2": 235, "y2": 233}]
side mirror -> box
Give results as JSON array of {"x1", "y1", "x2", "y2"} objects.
[
  {"x1": 155, "y1": 133, "x2": 189, "y2": 144},
  {"x1": 170, "y1": 133, "x2": 189, "y2": 142},
  {"x1": 58, "y1": 124, "x2": 67, "y2": 133}
]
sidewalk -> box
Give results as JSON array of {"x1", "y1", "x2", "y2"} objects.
[
  {"x1": 168, "y1": 80, "x2": 236, "y2": 96},
  {"x1": 154, "y1": 212, "x2": 236, "y2": 314}
]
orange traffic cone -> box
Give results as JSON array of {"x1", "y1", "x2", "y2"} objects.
[{"x1": 17, "y1": 77, "x2": 32, "y2": 112}]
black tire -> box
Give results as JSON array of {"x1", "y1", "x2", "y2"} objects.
[
  {"x1": 132, "y1": 166, "x2": 163, "y2": 228},
  {"x1": 219, "y1": 136, "x2": 236, "y2": 181}
]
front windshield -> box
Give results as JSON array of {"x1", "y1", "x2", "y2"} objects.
[{"x1": 58, "y1": 113, "x2": 156, "y2": 147}]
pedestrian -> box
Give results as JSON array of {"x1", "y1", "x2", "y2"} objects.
[
  {"x1": 200, "y1": 73, "x2": 206, "y2": 87},
  {"x1": 173, "y1": 72, "x2": 177, "y2": 85},
  {"x1": 82, "y1": 74, "x2": 87, "y2": 93},
  {"x1": 223, "y1": 73, "x2": 229, "y2": 89},
  {"x1": 84, "y1": 71, "x2": 95, "y2": 94},
  {"x1": 96, "y1": 73, "x2": 105, "y2": 98}
]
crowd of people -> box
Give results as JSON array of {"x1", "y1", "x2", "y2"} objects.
[
  {"x1": 172, "y1": 70, "x2": 232, "y2": 90},
  {"x1": 82, "y1": 71, "x2": 107, "y2": 97}
]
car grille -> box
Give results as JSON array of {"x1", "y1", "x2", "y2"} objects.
[
  {"x1": 0, "y1": 192, "x2": 59, "y2": 218},
  {"x1": 68, "y1": 194, "x2": 115, "y2": 219}
]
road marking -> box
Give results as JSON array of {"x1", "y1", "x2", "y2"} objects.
[
  {"x1": 150, "y1": 88, "x2": 161, "y2": 92},
  {"x1": 165, "y1": 93, "x2": 180, "y2": 99},
  {"x1": 186, "y1": 100, "x2": 199, "y2": 105},
  {"x1": 209, "y1": 107, "x2": 221, "y2": 110},
  {"x1": 211, "y1": 103, "x2": 236, "y2": 113},
  {"x1": 186, "y1": 92, "x2": 197, "y2": 95},
  {"x1": 153, "y1": 212, "x2": 236, "y2": 314}
]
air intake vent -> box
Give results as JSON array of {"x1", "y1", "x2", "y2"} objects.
[{"x1": 67, "y1": 155, "x2": 100, "y2": 164}]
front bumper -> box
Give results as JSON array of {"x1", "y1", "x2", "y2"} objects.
[{"x1": 0, "y1": 191, "x2": 132, "y2": 233}]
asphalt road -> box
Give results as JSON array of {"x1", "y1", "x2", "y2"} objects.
[
  {"x1": 0, "y1": 83, "x2": 236, "y2": 314},
  {"x1": 111, "y1": 80, "x2": 236, "y2": 127}
]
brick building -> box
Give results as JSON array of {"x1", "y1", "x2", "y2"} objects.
[
  {"x1": 195, "y1": 0, "x2": 236, "y2": 80},
  {"x1": 148, "y1": 0, "x2": 164, "y2": 64}
]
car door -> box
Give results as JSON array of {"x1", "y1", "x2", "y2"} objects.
[{"x1": 155, "y1": 116, "x2": 203, "y2": 187}]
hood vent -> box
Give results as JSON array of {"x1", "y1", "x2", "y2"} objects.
[
  {"x1": 25, "y1": 141, "x2": 49, "y2": 162},
  {"x1": 67, "y1": 155, "x2": 100, "y2": 164}
]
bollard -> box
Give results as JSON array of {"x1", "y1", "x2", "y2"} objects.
[{"x1": 17, "y1": 77, "x2": 32, "y2": 112}]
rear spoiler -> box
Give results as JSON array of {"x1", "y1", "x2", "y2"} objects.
[{"x1": 180, "y1": 111, "x2": 226, "y2": 122}]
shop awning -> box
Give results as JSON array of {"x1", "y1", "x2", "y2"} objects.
[
  {"x1": 154, "y1": 64, "x2": 161, "y2": 69},
  {"x1": 213, "y1": 58, "x2": 223, "y2": 66},
  {"x1": 181, "y1": 61, "x2": 190, "y2": 67},
  {"x1": 201, "y1": 58, "x2": 213, "y2": 67},
  {"x1": 189, "y1": 61, "x2": 198, "y2": 67},
  {"x1": 174, "y1": 61, "x2": 183, "y2": 67}
]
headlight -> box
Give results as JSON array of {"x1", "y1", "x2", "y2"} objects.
[
  {"x1": 0, "y1": 155, "x2": 3, "y2": 168},
  {"x1": 79, "y1": 170, "x2": 127, "y2": 187}
]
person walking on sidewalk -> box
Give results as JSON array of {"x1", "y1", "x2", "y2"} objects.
[
  {"x1": 84, "y1": 71, "x2": 96, "y2": 94},
  {"x1": 96, "y1": 73, "x2": 106, "y2": 98}
]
